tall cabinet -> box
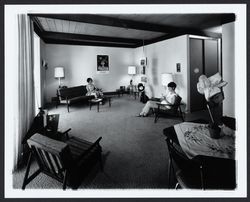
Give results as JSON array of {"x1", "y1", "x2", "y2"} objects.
[{"x1": 189, "y1": 37, "x2": 221, "y2": 112}]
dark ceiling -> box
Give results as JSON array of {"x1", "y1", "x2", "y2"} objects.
[{"x1": 29, "y1": 13, "x2": 235, "y2": 48}]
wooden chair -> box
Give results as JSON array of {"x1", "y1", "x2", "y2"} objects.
[
  {"x1": 166, "y1": 137, "x2": 204, "y2": 189},
  {"x1": 22, "y1": 133, "x2": 102, "y2": 190},
  {"x1": 154, "y1": 95, "x2": 184, "y2": 123},
  {"x1": 166, "y1": 137, "x2": 236, "y2": 189}
]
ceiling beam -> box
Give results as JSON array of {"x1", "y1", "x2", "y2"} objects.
[
  {"x1": 41, "y1": 31, "x2": 139, "y2": 48},
  {"x1": 221, "y1": 14, "x2": 236, "y2": 24},
  {"x1": 135, "y1": 30, "x2": 222, "y2": 48},
  {"x1": 43, "y1": 38, "x2": 136, "y2": 48},
  {"x1": 42, "y1": 31, "x2": 142, "y2": 45}
]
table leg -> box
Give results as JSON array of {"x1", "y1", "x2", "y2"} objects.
[
  {"x1": 97, "y1": 102, "x2": 99, "y2": 112},
  {"x1": 89, "y1": 102, "x2": 92, "y2": 110},
  {"x1": 109, "y1": 98, "x2": 111, "y2": 107}
]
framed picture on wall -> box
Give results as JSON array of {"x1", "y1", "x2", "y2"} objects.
[
  {"x1": 97, "y1": 55, "x2": 109, "y2": 74},
  {"x1": 140, "y1": 57, "x2": 147, "y2": 66}
]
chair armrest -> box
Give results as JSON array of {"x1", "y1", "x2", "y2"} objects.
[
  {"x1": 60, "y1": 128, "x2": 72, "y2": 140},
  {"x1": 69, "y1": 137, "x2": 102, "y2": 162}
]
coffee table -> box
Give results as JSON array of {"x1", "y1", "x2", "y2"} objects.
[
  {"x1": 89, "y1": 98, "x2": 103, "y2": 112},
  {"x1": 89, "y1": 97, "x2": 112, "y2": 112}
]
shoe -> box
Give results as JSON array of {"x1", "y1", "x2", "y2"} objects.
[
  {"x1": 136, "y1": 114, "x2": 147, "y2": 117},
  {"x1": 136, "y1": 114, "x2": 143, "y2": 117}
]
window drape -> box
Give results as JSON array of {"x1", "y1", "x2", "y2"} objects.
[{"x1": 14, "y1": 14, "x2": 35, "y2": 170}]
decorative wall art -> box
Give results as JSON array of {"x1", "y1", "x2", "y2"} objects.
[
  {"x1": 140, "y1": 57, "x2": 147, "y2": 74},
  {"x1": 97, "y1": 55, "x2": 109, "y2": 74},
  {"x1": 140, "y1": 58, "x2": 147, "y2": 66}
]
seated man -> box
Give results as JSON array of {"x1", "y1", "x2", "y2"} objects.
[{"x1": 138, "y1": 82, "x2": 178, "y2": 117}]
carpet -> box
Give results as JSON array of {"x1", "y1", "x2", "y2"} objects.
[{"x1": 12, "y1": 96, "x2": 188, "y2": 189}]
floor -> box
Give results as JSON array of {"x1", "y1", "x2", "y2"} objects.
[{"x1": 13, "y1": 95, "x2": 210, "y2": 189}]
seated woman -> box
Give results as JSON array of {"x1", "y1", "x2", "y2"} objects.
[
  {"x1": 86, "y1": 78, "x2": 103, "y2": 98},
  {"x1": 138, "y1": 82, "x2": 178, "y2": 117}
]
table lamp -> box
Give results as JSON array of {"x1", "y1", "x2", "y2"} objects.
[
  {"x1": 161, "y1": 73, "x2": 174, "y2": 86},
  {"x1": 54, "y1": 67, "x2": 64, "y2": 88}
]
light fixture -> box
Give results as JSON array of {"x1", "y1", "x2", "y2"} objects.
[
  {"x1": 54, "y1": 67, "x2": 65, "y2": 88},
  {"x1": 161, "y1": 73, "x2": 174, "y2": 86}
]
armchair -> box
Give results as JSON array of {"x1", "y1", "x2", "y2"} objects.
[
  {"x1": 22, "y1": 132, "x2": 103, "y2": 190},
  {"x1": 154, "y1": 95, "x2": 184, "y2": 123}
]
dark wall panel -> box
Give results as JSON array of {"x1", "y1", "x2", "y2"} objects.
[
  {"x1": 204, "y1": 39, "x2": 218, "y2": 77},
  {"x1": 190, "y1": 38, "x2": 205, "y2": 112}
]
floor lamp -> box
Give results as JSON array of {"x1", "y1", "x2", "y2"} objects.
[{"x1": 54, "y1": 67, "x2": 64, "y2": 88}]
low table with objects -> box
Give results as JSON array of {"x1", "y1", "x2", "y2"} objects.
[{"x1": 89, "y1": 96, "x2": 112, "y2": 112}]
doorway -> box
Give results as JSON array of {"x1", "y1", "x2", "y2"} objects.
[{"x1": 189, "y1": 37, "x2": 221, "y2": 112}]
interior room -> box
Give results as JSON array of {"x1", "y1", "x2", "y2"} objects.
[{"x1": 4, "y1": 4, "x2": 247, "y2": 198}]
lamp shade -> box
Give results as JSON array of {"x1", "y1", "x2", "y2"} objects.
[
  {"x1": 54, "y1": 67, "x2": 64, "y2": 78},
  {"x1": 128, "y1": 66, "x2": 136, "y2": 75},
  {"x1": 161, "y1": 73, "x2": 174, "y2": 86}
]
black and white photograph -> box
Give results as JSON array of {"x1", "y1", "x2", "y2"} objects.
[{"x1": 3, "y1": 2, "x2": 247, "y2": 199}]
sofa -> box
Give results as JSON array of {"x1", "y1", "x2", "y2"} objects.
[
  {"x1": 58, "y1": 85, "x2": 122, "y2": 112},
  {"x1": 58, "y1": 85, "x2": 95, "y2": 112}
]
